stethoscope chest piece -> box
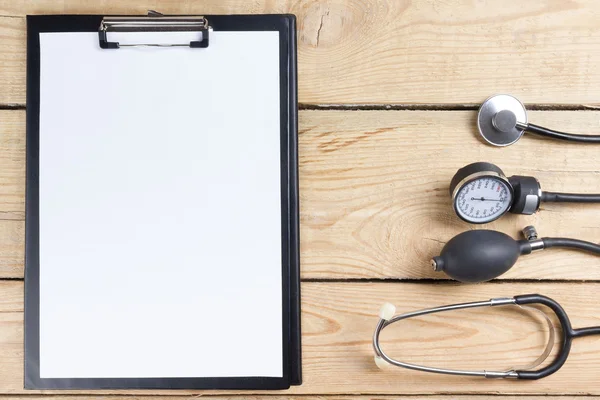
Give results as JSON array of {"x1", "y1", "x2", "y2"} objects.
[{"x1": 478, "y1": 94, "x2": 528, "y2": 146}]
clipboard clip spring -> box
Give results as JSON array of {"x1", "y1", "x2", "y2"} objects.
[{"x1": 99, "y1": 11, "x2": 210, "y2": 49}]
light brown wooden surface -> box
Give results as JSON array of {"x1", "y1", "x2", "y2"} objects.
[
  {"x1": 299, "y1": 109, "x2": 600, "y2": 279},
  {"x1": 0, "y1": 219, "x2": 23, "y2": 278},
  {"x1": 2, "y1": 398, "x2": 599, "y2": 400},
  {"x1": 1, "y1": 281, "x2": 600, "y2": 395},
  {"x1": 3, "y1": 398, "x2": 598, "y2": 400},
  {"x1": 3, "y1": 110, "x2": 600, "y2": 280},
  {"x1": 0, "y1": 111, "x2": 25, "y2": 218},
  {"x1": 4, "y1": 0, "x2": 600, "y2": 398},
  {"x1": 3, "y1": 0, "x2": 600, "y2": 105}
]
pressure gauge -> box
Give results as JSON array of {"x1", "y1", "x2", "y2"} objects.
[
  {"x1": 450, "y1": 162, "x2": 513, "y2": 224},
  {"x1": 450, "y1": 162, "x2": 600, "y2": 224}
]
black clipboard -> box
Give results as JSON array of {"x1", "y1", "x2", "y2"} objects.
[{"x1": 25, "y1": 13, "x2": 300, "y2": 390}]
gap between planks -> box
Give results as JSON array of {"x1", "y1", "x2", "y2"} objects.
[
  {"x1": 4, "y1": 104, "x2": 600, "y2": 111},
  {"x1": 5, "y1": 278, "x2": 600, "y2": 284},
  {"x1": 0, "y1": 396, "x2": 598, "y2": 399},
  {"x1": 300, "y1": 104, "x2": 600, "y2": 111}
]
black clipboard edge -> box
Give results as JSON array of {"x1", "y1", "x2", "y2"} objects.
[
  {"x1": 24, "y1": 14, "x2": 43, "y2": 392},
  {"x1": 285, "y1": 15, "x2": 302, "y2": 386},
  {"x1": 24, "y1": 14, "x2": 300, "y2": 391}
]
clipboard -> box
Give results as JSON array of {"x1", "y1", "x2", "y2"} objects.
[{"x1": 24, "y1": 13, "x2": 300, "y2": 390}]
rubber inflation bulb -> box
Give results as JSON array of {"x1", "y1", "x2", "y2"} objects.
[
  {"x1": 379, "y1": 303, "x2": 396, "y2": 320},
  {"x1": 374, "y1": 355, "x2": 388, "y2": 369},
  {"x1": 432, "y1": 230, "x2": 521, "y2": 283}
]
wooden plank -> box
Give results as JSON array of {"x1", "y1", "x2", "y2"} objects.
[
  {"x1": 3, "y1": 109, "x2": 600, "y2": 280},
  {"x1": 3, "y1": 1, "x2": 600, "y2": 105},
  {"x1": 0, "y1": 111, "x2": 24, "y2": 218},
  {"x1": 0, "y1": 16, "x2": 24, "y2": 107},
  {"x1": 2, "y1": 397, "x2": 599, "y2": 400},
  {"x1": 0, "y1": 219, "x2": 22, "y2": 278},
  {"x1": 299, "y1": 109, "x2": 600, "y2": 280},
  {"x1": 0, "y1": 110, "x2": 25, "y2": 279},
  {"x1": 1, "y1": 281, "x2": 600, "y2": 394}
]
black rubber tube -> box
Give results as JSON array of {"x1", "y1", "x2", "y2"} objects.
[
  {"x1": 514, "y1": 294, "x2": 573, "y2": 380},
  {"x1": 542, "y1": 237, "x2": 600, "y2": 255},
  {"x1": 541, "y1": 191, "x2": 600, "y2": 203},
  {"x1": 514, "y1": 295, "x2": 600, "y2": 380},
  {"x1": 572, "y1": 326, "x2": 600, "y2": 338},
  {"x1": 527, "y1": 123, "x2": 600, "y2": 143}
]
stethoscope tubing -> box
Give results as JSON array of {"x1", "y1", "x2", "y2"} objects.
[{"x1": 526, "y1": 123, "x2": 600, "y2": 143}]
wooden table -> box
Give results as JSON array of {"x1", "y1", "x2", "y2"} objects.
[{"x1": 2, "y1": 0, "x2": 600, "y2": 398}]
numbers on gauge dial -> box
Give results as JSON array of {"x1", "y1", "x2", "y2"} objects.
[{"x1": 455, "y1": 177, "x2": 512, "y2": 223}]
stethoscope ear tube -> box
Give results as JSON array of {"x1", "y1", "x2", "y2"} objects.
[
  {"x1": 373, "y1": 294, "x2": 600, "y2": 380},
  {"x1": 372, "y1": 298, "x2": 520, "y2": 378}
]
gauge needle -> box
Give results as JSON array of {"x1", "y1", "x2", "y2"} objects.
[{"x1": 471, "y1": 197, "x2": 501, "y2": 202}]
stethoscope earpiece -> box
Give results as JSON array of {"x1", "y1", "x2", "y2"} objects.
[
  {"x1": 478, "y1": 94, "x2": 528, "y2": 146},
  {"x1": 379, "y1": 302, "x2": 396, "y2": 321}
]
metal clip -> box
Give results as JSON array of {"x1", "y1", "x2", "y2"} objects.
[{"x1": 98, "y1": 10, "x2": 210, "y2": 49}]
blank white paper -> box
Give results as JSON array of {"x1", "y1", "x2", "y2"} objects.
[{"x1": 38, "y1": 31, "x2": 283, "y2": 379}]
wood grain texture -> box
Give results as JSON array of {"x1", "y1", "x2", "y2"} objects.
[
  {"x1": 0, "y1": 16, "x2": 24, "y2": 107},
  {"x1": 0, "y1": 110, "x2": 25, "y2": 278},
  {"x1": 1, "y1": 281, "x2": 600, "y2": 394},
  {"x1": 4, "y1": 2, "x2": 600, "y2": 399},
  {"x1": 3, "y1": 110, "x2": 600, "y2": 279},
  {"x1": 0, "y1": 111, "x2": 24, "y2": 218},
  {"x1": 0, "y1": 220, "x2": 22, "y2": 278},
  {"x1": 1, "y1": 397, "x2": 598, "y2": 400},
  {"x1": 3, "y1": 0, "x2": 600, "y2": 105}
]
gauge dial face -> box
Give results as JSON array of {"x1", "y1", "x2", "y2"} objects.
[{"x1": 454, "y1": 176, "x2": 513, "y2": 223}]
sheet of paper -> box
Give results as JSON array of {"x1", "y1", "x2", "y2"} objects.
[{"x1": 38, "y1": 31, "x2": 283, "y2": 379}]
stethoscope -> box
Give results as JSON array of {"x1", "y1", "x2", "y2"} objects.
[
  {"x1": 478, "y1": 94, "x2": 600, "y2": 146},
  {"x1": 373, "y1": 294, "x2": 600, "y2": 379}
]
